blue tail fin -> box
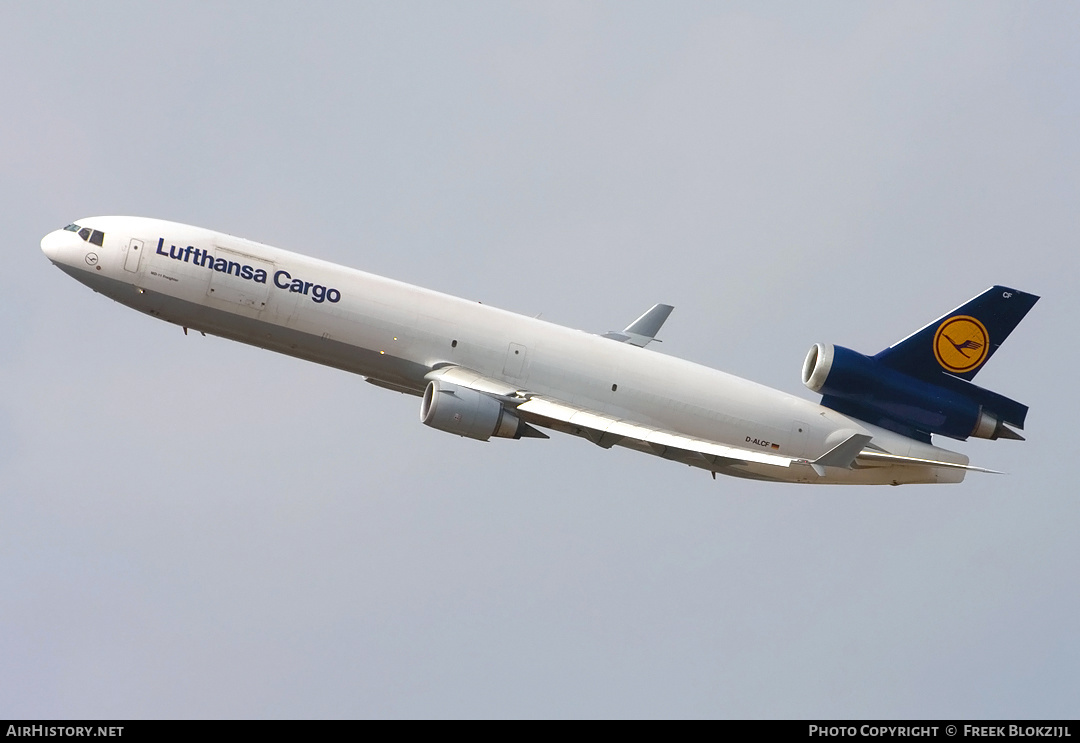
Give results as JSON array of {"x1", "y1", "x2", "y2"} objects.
[
  {"x1": 874, "y1": 286, "x2": 1039, "y2": 382},
  {"x1": 806, "y1": 285, "x2": 1038, "y2": 443}
]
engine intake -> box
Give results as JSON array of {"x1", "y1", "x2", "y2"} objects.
[{"x1": 421, "y1": 381, "x2": 522, "y2": 440}]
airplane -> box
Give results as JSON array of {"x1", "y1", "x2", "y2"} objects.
[{"x1": 41, "y1": 217, "x2": 1039, "y2": 485}]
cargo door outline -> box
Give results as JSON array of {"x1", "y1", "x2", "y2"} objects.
[{"x1": 503, "y1": 342, "x2": 529, "y2": 381}]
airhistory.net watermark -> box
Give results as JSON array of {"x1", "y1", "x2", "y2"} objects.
[{"x1": 6, "y1": 728, "x2": 122, "y2": 737}]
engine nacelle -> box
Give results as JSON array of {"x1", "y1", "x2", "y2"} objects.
[
  {"x1": 801, "y1": 343, "x2": 1014, "y2": 440},
  {"x1": 420, "y1": 381, "x2": 521, "y2": 441}
]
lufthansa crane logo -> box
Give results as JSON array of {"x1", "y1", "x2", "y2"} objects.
[{"x1": 933, "y1": 315, "x2": 989, "y2": 373}]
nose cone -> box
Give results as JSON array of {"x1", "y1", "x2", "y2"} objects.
[
  {"x1": 41, "y1": 228, "x2": 90, "y2": 271},
  {"x1": 41, "y1": 229, "x2": 68, "y2": 263}
]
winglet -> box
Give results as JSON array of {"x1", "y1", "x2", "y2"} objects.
[
  {"x1": 810, "y1": 433, "x2": 873, "y2": 476},
  {"x1": 603, "y1": 304, "x2": 674, "y2": 347}
]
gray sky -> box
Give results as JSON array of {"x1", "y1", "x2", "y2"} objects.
[{"x1": 3, "y1": 1, "x2": 1077, "y2": 718}]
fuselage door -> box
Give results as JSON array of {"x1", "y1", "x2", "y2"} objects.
[
  {"x1": 503, "y1": 342, "x2": 529, "y2": 381},
  {"x1": 123, "y1": 238, "x2": 143, "y2": 273}
]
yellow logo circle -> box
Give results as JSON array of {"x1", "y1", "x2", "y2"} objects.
[{"x1": 933, "y1": 315, "x2": 989, "y2": 373}]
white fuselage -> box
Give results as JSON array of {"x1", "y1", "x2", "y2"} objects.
[{"x1": 41, "y1": 216, "x2": 968, "y2": 484}]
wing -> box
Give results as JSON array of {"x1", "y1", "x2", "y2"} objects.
[
  {"x1": 424, "y1": 365, "x2": 1001, "y2": 479},
  {"x1": 426, "y1": 365, "x2": 793, "y2": 469},
  {"x1": 601, "y1": 303, "x2": 674, "y2": 347}
]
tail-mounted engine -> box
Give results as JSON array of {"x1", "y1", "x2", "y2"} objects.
[{"x1": 802, "y1": 343, "x2": 1026, "y2": 442}]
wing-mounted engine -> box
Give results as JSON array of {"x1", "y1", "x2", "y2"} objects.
[
  {"x1": 421, "y1": 381, "x2": 546, "y2": 441},
  {"x1": 802, "y1": 342, "x2": 1026, "y2": 442}
]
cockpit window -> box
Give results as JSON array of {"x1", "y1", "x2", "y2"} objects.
[
  {"x1": 69, "y1": 224, "x2": 106, "y2": 245},
  {"x1": 72, "y1": 227, "x2": 106, "y2": 246}
]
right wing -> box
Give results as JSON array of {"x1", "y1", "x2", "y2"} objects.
[{"x1": 601, "y1": 303, "x2": 674, "y2": 348}]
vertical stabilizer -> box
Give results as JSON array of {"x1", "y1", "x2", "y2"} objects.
[{"x1": 874, "y1": 286, "x2": 1039, "y2": 382}]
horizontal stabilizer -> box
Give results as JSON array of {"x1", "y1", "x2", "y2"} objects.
[
  {"x1": 855, "y1": 449, "x2": 1002, "y2": 474},
  {"x1": 810, "y1": 433, "x2": 873, "y2": 476}
]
